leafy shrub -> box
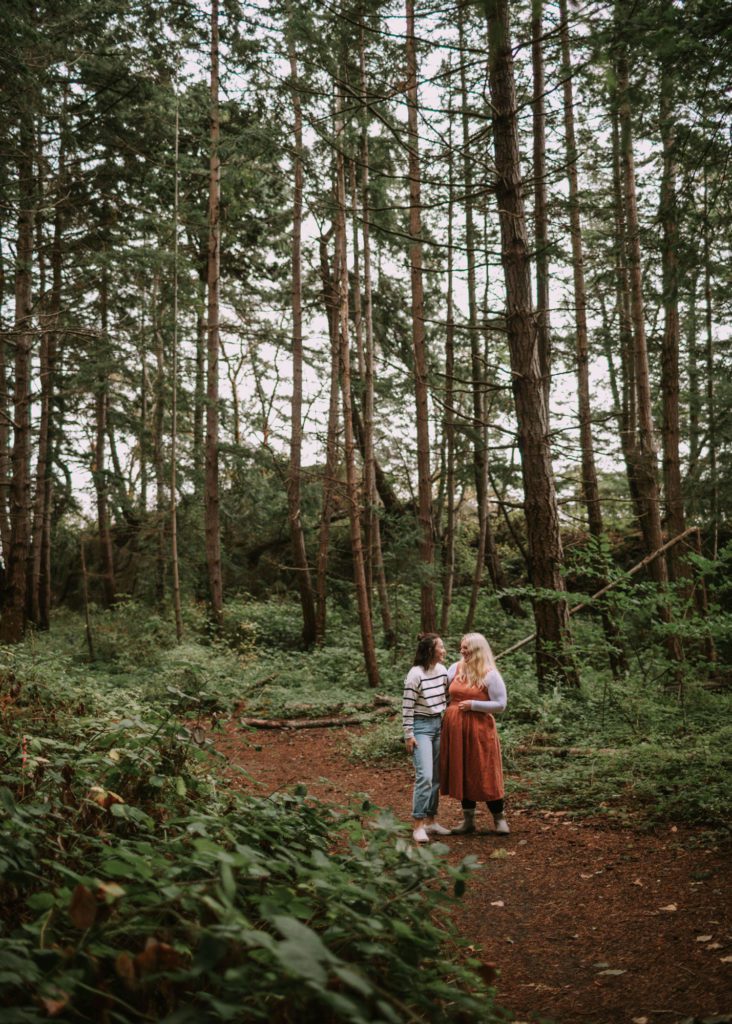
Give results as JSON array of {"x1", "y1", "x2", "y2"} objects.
[{"x1": 0, "y1": 638, "x2": 499, "y2": 1023}]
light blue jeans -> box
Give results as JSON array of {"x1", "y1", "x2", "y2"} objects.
[{"x1": 411, "y1": 714, "x2": 442, "y2": 820}]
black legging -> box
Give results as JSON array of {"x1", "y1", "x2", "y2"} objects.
[{"x1": 462, "y1": 798, "x2": 504, "y2": 815}]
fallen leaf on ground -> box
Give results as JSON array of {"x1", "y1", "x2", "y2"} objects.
[
  {"x1": 720, "y1": 955, "x2": 732, "y2": 963},
  {"x1": 632, "y1": 1017, "x2": 649, "y2": 1023},
  {"x1": 633, "y1": 878, "x2": 644, "y2": 886},
  {"x1": 490, "y1": 900, "x2": 505, "y2": 907},
  {"x1": 660, "y1": 903, "x2": 678, "y2": 912},
  {"x1": 490, "y1": 848, "x2": 509, "y2": 859},
  {"x1": 696, "y1": 935, "x2": 713, "y2": 942},
  {"x1": 598, "y1": 968, "x2": 627, "y2": 976},
  {"x1": 580, "y1": 873, "x2": 593, "y2": 879},
  {"x1": 706, "y1": 943, "x2": 722, "y2": 950}
]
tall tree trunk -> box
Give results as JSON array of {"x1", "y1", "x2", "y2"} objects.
[
  {"x1": 560, "y1": 0, "x2": 626, "y2": 675},
  {"x1": 658, "y1": 80, "x2": 687, "y2": 582},
  {"x1": 610, "y1": 105, "x2": 646, "y2": 529},
  {"x1": 205, "y1": 0, "x2": 224, "y2": 628},
  {"x1": 359, "y1": 31, "x2": 395, "y2": 648},
  {"x1": 481, "y1": 210, "x2": 525, "y2": 618},
  {"x1": 702, "y1": 172, "x2": 719, "y2": 559},
  {"x1": 95, "y1": 270, "x2": 116, "y2": 609},
  {"x1": 153, "y1": 296, "x2": 166, "y2": 606},
  {"x1": 406, "y1": 0, "x2": 436, "y2": 632},
  {"x1": 440, "y1": 68, "x2": 457, "y2": 636},
  {"x1": 0, "y1": 134, "x2": 34, "y2": 643},
  {"x1": 616, "y1": 28, "x2": 682, "y2": 667},
  {"x1": 482, "y1": 0, "x2": 578, "y2": 689},
  {"x1": 458, "y1": 4, "x2": 489, "y2": 634},
  {"x1": 0, "y1": 259, "x2": 10, "y2": 561},
  {"x1": 193, "y1": 268, "x2": 206, "y2": 489},
  {"x1": 29, "y1": 188, "x2": 61, "y2": 628},
  {"x1": 560, "y1": 0, "x2": 603, "y2": 542},
  {"x1": 531, "y1": 0, "x2": 551, "y2": 409},
  {"x1": 335, "y1": 87, "x2": 379, "y2": 688},
  {"x1": 287, "y1": 33, "x2": 317, "y2": 647},
  {"x1": 687, "y1": 271, "x2": 701, "y2": 489},
  {"x1": 170, "y1": 92, "x2": 183, "y2": 641},
  {"x1": 349, "y1": 159, "x2": 370, "y2": 600},
  {"x1": 315, "y1": 227, "x2": 340, "y2": 643},
  {"x1": 617, "y1": 49, "x2": 667, "y2": 574}
]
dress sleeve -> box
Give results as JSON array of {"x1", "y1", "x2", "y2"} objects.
[
  {"x1": 447, "y1": 661, "x2": 460, "y2": 686},
  {"x1": 402, "y1": 667, "x2": 421, "y2": 739},
  {"x1": 468, "y1": 668, "x2": 507, "y2": 714}
]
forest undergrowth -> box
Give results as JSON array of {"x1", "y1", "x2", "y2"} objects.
[{"x1": 1, "y1": 583, "x2": 730, "y2": 1022}]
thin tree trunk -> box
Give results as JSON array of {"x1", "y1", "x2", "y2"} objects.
[
  {"x1": 139, "y1": 353, "x2": 148, "y2": 514},
  {"x1": 560, "y1": 0, "x2": 603, "y2": 541},
  {"x1": 702, "y1": 172, "x2": 719, "y2": 559},
  {"x1": 441, "y1": 67, "x2": 457, "y2": 636},
  {"x1": 193, "y1": 269, "x2": 206, "y2": 488},
  {"x1": 617, "y1": 49, "x2": 667, "y2": 574},
  {"x1": 29, "y1": 191, "x2": 60, "y2": 627},
  {"x1": 610, "y1": 105, "x2": 645, "y2": 528},
  {"x1": 0, "y1": 134, "x2": 34, "y2": 643},
  {"x1": 458, "y1": 4, "x2": 489, "y2": 634},
  {"x1": 617, "y1": 27, "x2": 682, "y2": 666},
  {"x1": 349, "y1": 158, "x2": 370, "y2": 601},
  {"x1": 287, "y1": 31, "x2": 317, "y2": 647},
  {"x1": 171, "y1": 92, "x2": 183, "y2": 642},
  {"x1": 687, "y1": 271, "x2": 701, "y2": 488},
  {"x1": 95, "y1": 270, "x2": 116, "y2": 609},
  {"x1": 205, "y1": 0, "x2": 224, "y2": 629},
  {"x1": 658, "y1": 80, "x2": 687, "y2": 582},
  {"x1": 531, "y1": 0, "x2": 551, "y2": 409},
  {"x1": 0, "y1": 264, "x2": 10, "y2": 559},
  {"x1": 315, "y1": 227, "x2": 340, "y2": 643},
  {"x1": 406, "y1": 0, "x2": 436, "y2": 632},
  {"x1": 335, "y1": 85, "x2": 379, "y2": 688},
  {"x1": 359, "y1": 27, "x2": 395, "y2": 647},
  {"x1": 152, "y1": 277, "x2": 167, "y2": 605},
  {"x1": 560, "y1": 0, "x2": 626, "y2": 675},
  {"x1": 481, "y1": 209, "x2": 525, "y2": 617},
  {"x1": 483, "y1": 0, "x2": 578, "y2": 689},
  {"x1": 80, "y1": 536, "x2": 95, "y2": 661}
]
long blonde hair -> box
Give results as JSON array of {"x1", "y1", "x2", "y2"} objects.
[{"x1": 459, "y1": 632, "x2": 495, "y2": 689}]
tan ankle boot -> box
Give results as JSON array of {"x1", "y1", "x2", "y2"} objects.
[{"x1": 450, "y1": 809, "x2": 476, "y2": 834}]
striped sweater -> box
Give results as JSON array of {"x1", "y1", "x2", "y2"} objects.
[{"x1": 402, "y1": 663, "x2": 449, "y2": 739}]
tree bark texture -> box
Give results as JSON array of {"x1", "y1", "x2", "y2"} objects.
[
  {"x1": 531, "y1": 0, "x2": 551, "y2": 409},
  {"x1": 287, "y1": 35, "x2": 317, "y2": 647},
  {"x1": 405, "y1": 0, "x2": 436, "y2": 632},
  {"x1": 0, "y1": 134, "x2": 34, "y2": 643},
  {"x1": 483, "y1": 0, "x2": 578, "y2": 689},
  {"x1": 335, "y1": 87, "x2": 380, "y2": 687},
  {"x1": 205, "y1": 0, "x2": 224, "y2": 628}
]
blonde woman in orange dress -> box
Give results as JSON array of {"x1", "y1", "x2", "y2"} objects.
[{"x1": 440, "y1": 632, "x2": 509, "y2": 835}]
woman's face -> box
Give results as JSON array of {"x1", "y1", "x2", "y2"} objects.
[
  {"x1": 435, "y1": 637, "x2": 446, "y2": 663},
  {"x1": 460, "y1": 638, "x2": 472, "y2": 661}
]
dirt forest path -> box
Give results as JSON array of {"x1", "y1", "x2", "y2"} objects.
[{"x1": 216, "y1": 722, "x2": 732, "y2": 1024}]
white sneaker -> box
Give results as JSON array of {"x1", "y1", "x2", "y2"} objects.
[
  {"x1": 493, "y1": 816, "x2": 510, "y2": 835},
  {"x1": 413, "y1": 826, "x2": 430, "y2": 843},
  {"x1": 425, "y1": 822, "x2": 451, "y2": 836}
]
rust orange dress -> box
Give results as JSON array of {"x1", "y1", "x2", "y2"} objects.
[{"x1": 439, "y1": 670, "x2": 504, "y2": 802}]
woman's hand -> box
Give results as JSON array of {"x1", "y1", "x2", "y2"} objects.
[
  {"x1": 458, "y1": 700, "x2": 474, "y2": 712},
  {"x1": 405, "y1": 737, "x2": 417, "y2": 754}
]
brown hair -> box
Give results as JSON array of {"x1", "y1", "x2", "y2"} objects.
[{"x1": 413, "y1": 633, "x2": 442, "y2": 670}]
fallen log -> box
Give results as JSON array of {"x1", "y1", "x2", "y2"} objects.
[{"x1": 239, "y1": 707, "x2": 393, "y2": 730}]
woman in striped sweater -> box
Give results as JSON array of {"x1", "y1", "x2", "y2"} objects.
[{"x1": 402, "y1": 633, "x2": 452, "y2": 843}]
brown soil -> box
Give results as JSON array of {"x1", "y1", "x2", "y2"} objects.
[{"x1": 216, "y1": 721, "x2": 732, "y2": 1024}]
